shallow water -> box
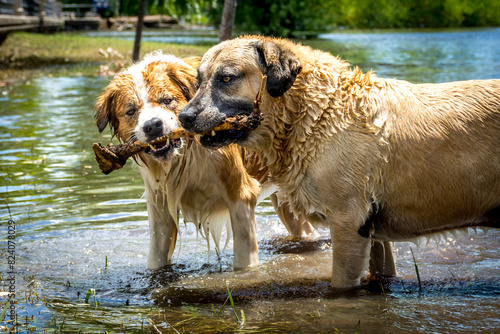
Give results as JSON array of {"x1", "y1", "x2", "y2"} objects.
[{"x1": 1, "y1": 28, "x2": 499, "y2": 333}]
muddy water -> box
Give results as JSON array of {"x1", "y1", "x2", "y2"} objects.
[{"x1": 1, "y1": 28, "x2": 499, "y2": 333}]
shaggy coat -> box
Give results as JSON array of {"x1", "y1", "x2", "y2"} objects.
[
  {"x1": 95, "y1": 53, "x2": 312, "y2": 270},
  {"x1": 179, "y1": 36, "x2": 500, "y2": 288}
]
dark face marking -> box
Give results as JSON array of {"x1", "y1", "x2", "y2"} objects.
[
  {"x1": 179, "y1": 39, "x2": 301, "y2": 150},
  {"x1": 199, "y1": 129, "x2": 251, "y2": 149},
  {"x1": 180, "y1": 62, "x2": 256, "y2": 137}
]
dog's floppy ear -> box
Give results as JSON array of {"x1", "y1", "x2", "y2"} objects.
[
  {"x1": 168, "y1": 59, "x2": 199, "y2": 101},
  {"x1": 256, "y1": 41, "x2": 302, "y2": 97},
  {"x1": 94, "y1": 84, "x2": 117, "y2": 133}
]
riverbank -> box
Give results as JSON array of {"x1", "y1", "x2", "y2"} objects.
[{"x1": 0, "y1": 32, "x2": 208, "y2": 88}]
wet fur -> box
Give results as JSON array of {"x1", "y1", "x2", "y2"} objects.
[
  {"x1": 95, "y1": 52, "x2": 313, "y2": 270},
  {"x1": 179, "y1": 36, "x2": 500, "y2": 287}
]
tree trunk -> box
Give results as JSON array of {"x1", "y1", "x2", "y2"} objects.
[
  {"x1": 133, "y1": 0, "x2": 147, "y2": 61},
  {"x1": 219, "y1": 0, "x2": 237, "y2": 42}
]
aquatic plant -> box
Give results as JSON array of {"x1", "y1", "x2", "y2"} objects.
[
  {"x1": 0, "y1": 299, "x2": 10, "y2": 322},
  {"x1": 84, "y1": 289, "x2": 98, "y2": 308},
  {"x1": 225, "y1": 281, "x2": 240, "y2": 324},
  {"x1": 410, "y1": 247, "x2": 423, "y2": 291},
  {"x1": 213, "y1": 281, "x2": 244, "y2": 325}
]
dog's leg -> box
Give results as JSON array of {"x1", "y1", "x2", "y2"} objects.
[
  {"x1": 369, "y1": 241, "x2": 397, "y2": 277},
  {"x1": 139, "y1": 164, "x2": 178, "y2": 270},
  {"x1": 229, "y1": 202, "x2": 259, "y2": 268},
  {"x1": 330, "y1": 220, "x2": 372, "y2": 288},
  {"x1": 146, "y1": 201, "x2": 178, "y2": 269},
  {"x1": 270, "y1": 193, "x2": 314, "y2": 237}
]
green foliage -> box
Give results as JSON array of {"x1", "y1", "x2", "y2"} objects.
[
  {"x1": 242, "y1": 0, "x2": 498, "y2": 35},
  {"x1": 329, "y1": 0, "x2": 500, "y2": 29},
  {"x1": 334, "y1": 0, "x2": 410, "y2": 28},
  {"x1": 120, "y1": 0, "x2": 218, "y2": 23},
  {"x1": 235, "y1": 0, "x2": 334, "y2": 36},
  {"x1": 119, "y1": 0, "x2": 139, "y2": 15},
  {"x1": 118, "y1": 0, "x2": 500, "y2": 35}
]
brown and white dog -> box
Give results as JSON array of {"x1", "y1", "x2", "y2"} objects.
[
  {"x1": 179, "y1": 36, "x2": 500, "y2": 288},
  {"x1": 94, "y1": 52, "x2": 313, "y2": 270}
]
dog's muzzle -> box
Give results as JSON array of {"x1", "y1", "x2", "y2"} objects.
[
  {"x1": 178, "y1": 108, "x2": 199, "y2": 133},
  {"x1": 139, "y1": 117, "x2": 182, "y2": 162}
]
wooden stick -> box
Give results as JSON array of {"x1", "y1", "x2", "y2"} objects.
[{"x1": 93, "y1": 113, "x2": 263, "y2": 174}]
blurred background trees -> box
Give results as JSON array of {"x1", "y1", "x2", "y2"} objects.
[{"x1": 79, "y1": 0, "x2": 500, "y2": 37}]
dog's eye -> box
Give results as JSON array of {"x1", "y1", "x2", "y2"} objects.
[
  {"x1": 125, "y1": 108, "x2": 137, "y2": 117},
  {"x1": 160, "y1": 98, "x2": 174, "y2": 106},
  {"x1": 222, "y1": 76, "x2": 232, "y2": 83}
]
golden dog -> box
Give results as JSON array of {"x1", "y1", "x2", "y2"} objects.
[
  {"x1": 95, "y1": 52, "x2": 313, "y2": 270},
  {"x1": 179, "y1": 36, "x2": 500, "y2": 288}
]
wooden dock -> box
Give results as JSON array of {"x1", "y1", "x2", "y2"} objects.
[{"x1": 0, "y1": 0, "x2": 64, "y2": 43}]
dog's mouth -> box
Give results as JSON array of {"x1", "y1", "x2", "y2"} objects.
[
  {"x1": 145, "y1": 137, "x2": 182, "y2": 162},
  {"x1": 200, "y1": 128, "x2": 249, "y2": 149}
]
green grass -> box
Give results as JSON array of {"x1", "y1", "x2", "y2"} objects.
[{"x1": 0, "y1": 31, "x2": 209, "y2": 87}]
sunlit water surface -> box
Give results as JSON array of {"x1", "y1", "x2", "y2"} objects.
[{"x1": 1, "y1": 28, "x2": 499, "y2": 333}]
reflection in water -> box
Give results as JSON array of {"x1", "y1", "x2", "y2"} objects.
[{"x1": 0, "y1": 29, "x2": 499, "y2": 333}]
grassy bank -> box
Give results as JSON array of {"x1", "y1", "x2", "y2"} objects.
[{"x1": 0, "y1": 32, "x2": 209, "y2": 87}]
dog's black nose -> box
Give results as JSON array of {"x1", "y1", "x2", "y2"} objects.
[
  {"x1": 178, "y1": 111, "x2": 197, "y2": 131},
  {"x1": 143, "y1": 117, "x2": 163, "y2": 140}
]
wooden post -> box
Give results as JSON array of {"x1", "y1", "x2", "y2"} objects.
[
  {"x1": 56, "y1": 1, "x2": 62, "y2": 18},
  {"x1": 133, "y1": 0, "x2": 147, "y2": 62},
  {"x1": 219, "y1": 0, "x2": 237, "y2": 42},
  {"x1": 14, "y1": 0, "x2": 24, "y2": 16},
  {"x1": 40, "y1": 0, "x2": 46, "y2": 17},
  {"x1": 38, "y1": 0, "x2": 46, "y2": 32}
]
